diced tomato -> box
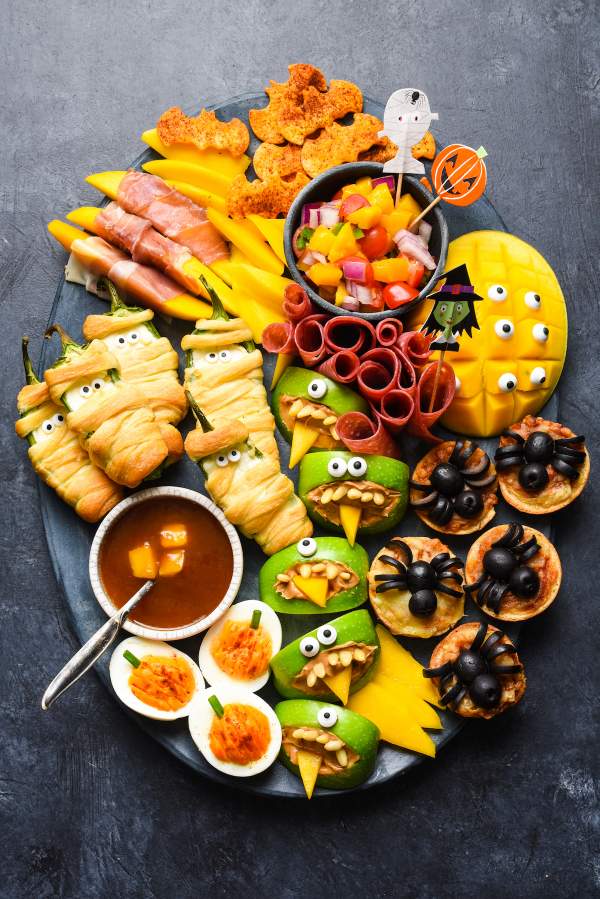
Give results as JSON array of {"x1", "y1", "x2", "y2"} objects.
[
  {"x1": 357, "y1": 225, "x2": 392, "y2": 261},
  {"x1": 406, "y1": 258, "x2": 425, "y2": 288},
  {"x1": 361, "y1": 286, "x2": 384, "y2": 313},
  {"x1": 382, "y1": 281, "x2": 420, "y2": 309},
  {"x1": 340, "y1": 194, "x2": 369, "y2": 220}
]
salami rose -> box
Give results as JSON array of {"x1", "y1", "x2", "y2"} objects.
[
  {"x1": 408, "y1": 361, "x2": 456, "y2": 443},
  {"x1": 323, "y1": 315, "x2": 376, "y2": 355},
  {"x1": 378, "y1": 389, "x2": 415, "y2": 433},
  {"x1": 294, "y1": 314, "x2": 329, "y2": 366},
  {"x1": 375, "y1": 318, "x2": 404, "y2": 347},
  {"x1": 336, "y1": 411, "x2": 400, "y2": 458},
  {"x1": 262, "y1": 321, "x2": 296, "y2": 355},
  {"x1": 398, "y1": 330, "x2": 432, "y2": 367},
  {"x1": 317, "y1": 350, "x2": 361, "y2": 384},
  {"x1": 282, "y1": 283, "x2": 315, "y2": 322}
]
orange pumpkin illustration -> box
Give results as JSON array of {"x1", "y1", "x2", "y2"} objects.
[{"x1": 432, "y1": 144, "x2": 487, "y2": 207}]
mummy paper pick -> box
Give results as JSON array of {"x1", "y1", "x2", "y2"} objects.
[{"x1": 378, "y1": 88, "x2": 439, "y2": 176}]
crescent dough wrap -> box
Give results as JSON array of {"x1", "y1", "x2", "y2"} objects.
[
  {"x1": 45, "y1": 339, "x2": 173, "y2": 488},
  {"x1": 182, "y1": 316, "x2": 278, "y2": 459},
  {"x1": 16, "y1": 381, "x2": 122, "y2": 522}
]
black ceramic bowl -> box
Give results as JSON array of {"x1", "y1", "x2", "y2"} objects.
[{"x1": 284, "y1": 162, "x2": 448, "y2": 323}]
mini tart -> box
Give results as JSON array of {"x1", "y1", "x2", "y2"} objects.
[
  {"x1": 465, "y1": 524, "x2": 561, "y2": 621},
  {"x1": 497, "y1": 415, "x2": 590, "y2": 514},
  {"x1": 410, "y1": 441, "x2": 498, "y2": 535},
  {"x1": 427, "y1": 622, "x2": 526, "y2": 719},
  {"x1": 368, "y1": 536, "x2": 465, "y2": 638}
]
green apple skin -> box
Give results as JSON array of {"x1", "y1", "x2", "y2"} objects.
[{"x1": 272, "y1": 367, "x2": 368, "y2": 444}]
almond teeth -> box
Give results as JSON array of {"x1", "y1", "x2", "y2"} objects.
[
  {"x1": 340, "y1": 650, "x2": 353, "y2": 667},
  {"x1": 325, "y1": 562, "x2": 338, "y2": 580},
  {"x1": 297, "y1": 405, "x2": 312, "y2": 419},
  {"x1": 299, "y1": 563, "x2": 312, "y2": 578},
  {"x1": 306, "y1": 671, "x2": 317, "y2": 688},
  {"x1": 323, "y1": 415, "x2": 337, "y2": 426},
  {"x1": 360, "y1": 491, "x2": 373, "y2": 503},
  {"x1": 316, "y1": 733, "x2": 329, "y2": 744},
  {"x1": 320, "y1": 487, "x2": 334, "y2": 505},
  {"x1": 313, "y1": 662, "x2": 326, "y2": 679},
  {"x1": 373, "y1": 492, "x2": 385, "y2": 506},
  {"x1": 347, "y1": 487, "x2": 362, "y2": 501},
  {"x1": 336, "y1": 748, "x2": 348, "y2": 767},
  {"x1": 332, "y1": 485, "x2": 347, "y2": 501},
  {"x1": 354, "y1": 648, "x2": 366, "y2": 662},
  {"x1": 324, "y1": 739, "x2": 344, "y2": 752},
  {"x1": 289, "y1": 399, "x2": 303, "y2": 417},
  {"x1": 327, "y1": 652, "x2": 339, "y2": 667}
]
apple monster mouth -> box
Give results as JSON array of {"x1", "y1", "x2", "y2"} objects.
[
  {"x1": 275, "y1": 559, "x2": 359, "y2": 608},
  {"x1": 282, "y1": 726, "x2": 359, "y2": 776},
  {"x1": 279, "y1": 394, "x2": 340, "y2": 466},
  {"x1": 308, "y1": 480, "x2": 401, "y2": 543},
  {"x1": 293, "y1": 641, "x2": 378, "y2": 702}
]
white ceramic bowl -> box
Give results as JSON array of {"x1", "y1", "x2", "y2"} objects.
[{"x1": 89, "y1": 486, "x2": 243, "y2": 641}]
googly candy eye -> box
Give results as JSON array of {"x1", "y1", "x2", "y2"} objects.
[
  {"x1": 80, "y1": 384, "x2": 92, "y2": 397},
  {"x1": 532, "y1": 323, "x2": 549, "y2": 343},
  {"x1": 206, "y1": 352, "x2": 219, "y2": 363},
  {"x1": 327, "y1": 457, "x2": 347, "y2": 478},
  {"x1": 317, "y1": 707, "x2": 339, "y2": 728},
  {"x1": 494, "y1": 319, "x2": 515, "y2": 340},
  {"x1": 524, "y1": 291, "x2": 542, "y2": 309},
  {"x1": 127, "y1": 332, "x2": 139, "y2": 343},
  {"x1": 307, "y1": 378, "x2": 327, "y2": 400},
  {"x1": 530, "y1": 366, "x2": 547, "y2": 385},
  {"x1": 227, "y1": 449, "x2": 241, "y2": 463},
  {"x1": 299, "y1": 637, "x2": 320, "y2": 658},
  {"x1": 215, "y1": 455, "x2": 229, "y2": 468},
  {"x1": 297, "y1": 537, "x2": 317, "y2": 558},
  {"x1": 92, "y1": 379, "x2": 104, "y2": 390},
  {"x1": 316, "y1": 625, "x2": 337, "y2": 646},
  {"x1": 219, "y1": 350, "x2": 231, "y2": 362},
  {"x1": 488, "y1": 284, "x2": 508, "y2": 301},
  {"x1": 52, "y1": 413, "x2": 65, "y2": 426},
  {"x1": 117, "y1": 335, "x2": 127, "y2": 345},
  {"x1": 42, "y1": 419, "x2": 54, "y2": 433},
  {"x1": 498, "y1": 373, "x2": 518, "y2": 393},
  {"x1": 347, "y1": 456, "x2": 367, "y2": 478}
]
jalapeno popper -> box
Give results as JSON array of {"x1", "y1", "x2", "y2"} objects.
[
  {"x1": 272, "y1": 367, "x2": 369, "y2": 468},
  {"x1": 298, "y1": 450, "x2": 409, "y2": 545},
  {"x1": 184, "y1": 399, "x2": 312, "y2": 556},
  {"x1": 45, "y1": 326, "x2": 180, "y2": 488},
  {"x1": 82, "y1": 280, "x2": 187, "y2": 432},
  {"x1": 15, "y1": 338, "x2": 122, "y2": 522},
  {"x1": 182, "y1": 280, "x2": 278, "y2": 459}
]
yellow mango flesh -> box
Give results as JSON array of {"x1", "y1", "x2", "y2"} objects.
[
  {"x1": 289, "y1": 421, "x2": 319, "y2": 468},
  {"x1": 297, "y1": 750, "x2": 321, "y2": 800},
  {"x1": 348, "y1": 682, "x2": 436, "y2": 757},
  {"x1": 374, "y1": 625, "x2": 442, "y2": 708},
  {"x1": 338, "y1": 504, "x2": 362, "y2": 547},
  {"x1": 141, "y1": 129, "x2": 250, "y2": 177},
  {"x1": 159, "y1": 550, "x2": 185, "y2": 577},
  {"x1": 292, "y1": 575, "x2": 329, "y2": 608},
  {"x1": 86, "y1": 170, "x2": 124, "y2": 200},
  {"x1": 247, "y1": 214, "x2": 286, "y2": 264},
  {"x1": 207, "y1": 209, "x2": 283, "y2": 275},
  {"x1": 323, "y1": 667, "x2": 352, "y2": 705},
  {"x1": 271, "y1": 353, "x2": 294, "y2": 389},
  {"x1": 165, "y1": 180, "x2": 227, "y2": 214},
  {"x1": 225, "y1": 263, "x2": 292, "y2": 314},
  {"x1": 160, "y1": 524, "x2": 187, "y2": 549},
  {"x1": 142, "y1": 159, "x2": 233, "y2": 197},
  {"x1": 129, "y1": 543, "x2": 158, "y2": 579}
]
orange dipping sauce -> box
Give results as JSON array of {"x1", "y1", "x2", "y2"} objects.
[{"x1": 100, "y1": 497, "x2": 234, "y2": 629}]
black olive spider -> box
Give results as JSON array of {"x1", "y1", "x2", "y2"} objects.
[
  {"x1": 464, "y1": 523, "x2": 540, "y2": 615},
  {"x1": 423, "y1": 621, "x2": 522, "y2": 710},
  {"x1": 494, "y1": 428, "x2": 586, "y2": 493},
  {"x1": 410, "y1": 441, "x2": 496, "y2": 525},
  {"x1": 373, "y1": 537, "x2": 463, "y2": 618}
]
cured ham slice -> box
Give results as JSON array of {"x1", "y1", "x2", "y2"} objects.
[{"x1": 117, "y1": 170, "x2": 228, "y2": 265}]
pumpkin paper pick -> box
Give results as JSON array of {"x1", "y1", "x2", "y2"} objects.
[
  {"x1": 377, "y1": 88, "x2": 439, "y2": 204},
  {"x1": 410, "y1": 144, "x2": 488, "y2": 229}
]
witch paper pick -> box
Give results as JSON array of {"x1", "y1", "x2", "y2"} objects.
[
  {"x1": 378, "y1": 89, "x2": 439, "y2": 176},
  {"x1": 421, "y1": 264, "x2": 482, "y2": 352}
]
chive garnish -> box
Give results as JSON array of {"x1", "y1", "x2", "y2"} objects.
[
  {"x1": 352, "y1": 226, "x2": 365, "y2": 238},
  {"x1": 331, "y1": 222, "x2": 344, "y2": 235},
  {"x1": 123, "y1": 649, "x2": 141, "y2": 668},
  {"x1": 208, "y1": 694, "x2": 225, "y2": 717},
  {"x1": 250, "y1": 609, "x2": 262, "y2": 629}
]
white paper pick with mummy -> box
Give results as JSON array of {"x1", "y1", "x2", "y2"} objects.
[{"x1": 378, "y1": 88, "x2": 438, "y2": 175}]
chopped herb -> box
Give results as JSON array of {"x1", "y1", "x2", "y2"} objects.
[
  {"x1": 123, "y1": 649, "x2": 141, "y2": 668},
  {"x1": 208, "y1": 694, "x2": 225, "y2": 717},
  {"x1": 352, "y1": 227, "x2": 365, "y2": 238},
  {"x1": 250, "y1": 609, "x2": 262, "y2": 629},
  {"x1": 331, "y1": 222, "x2": 344, "y2": 235},
  {"x1": 297, "y1": 227, "x2": 314, "y2": 250}
]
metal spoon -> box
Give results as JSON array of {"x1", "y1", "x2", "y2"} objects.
[{"x1": 41, "y1": 579, "x2": 155, "y2": 710}]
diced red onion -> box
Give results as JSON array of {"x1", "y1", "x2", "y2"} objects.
[
  {"x1": 371, "y1": 175, "x2": 396, "y2": 192},
  {"x1": 342, "y1": 259, "x2": 369, "y2": 283},
  {"x1": 354, "y1": 284, "x2": 374, "y2": 304},
  {"x1": 342, "y1": 297, "x2": 360, "y2": 311},
  {"x1": 312, "y1": 251, "x2": 327, "y2": 264},
  {"x1": 319, "y1": 204, "x2": 340, "y2": 228},
  {"x1": 299, "y1": 248, "x2": 317, "y2": 267},
  {"x1": 418, "y1": 221, "x2": 432, "y2": 245},
  {"x1": 309, "y1": 209, "x2": 320, "y2": 229},
  {"x1": 393, "y1": 229, "x2": 436, "y2": 270},
  {"x1": 301, "y1": 202, "x2": 321, "y2": 226}
]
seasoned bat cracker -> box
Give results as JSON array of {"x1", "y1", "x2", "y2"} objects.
[
  {"x1": 156, "y1": 107, "x2": 250, "y2": 157},
  {"x1": 227, "y1": 172, "x2": 309, "y2": 219},
  {"x1": 301, "y1": 113, "x2": 393, "y2": 178},
  {"x1": 412, "y1": 130, "x2": 436, "y2": 160},
  {"x1": 253, "y1": 141, "x2": 305, "y2": 181}
]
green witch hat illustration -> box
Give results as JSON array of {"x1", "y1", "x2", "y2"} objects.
[{"x1": 421, "y1": 263, "x2": 482, "y2": 352}]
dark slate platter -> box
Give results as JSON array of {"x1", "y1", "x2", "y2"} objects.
[{"x1": 38, "y1": 93, "x2": 557, "y2": 798}]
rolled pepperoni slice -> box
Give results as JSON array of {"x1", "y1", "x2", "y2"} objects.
[
  {"x1": 294, "y1": 314, "x2": 329, "y2": 366},
  {"x1": 356, "y1": 348, "x2": 400, "y2": 402},
  {"x1": 282, "y1": 283, "x2": 315, "y2": 322},
  {"x1": 408, "y1": 361, "x2": 456, "y2": 443},
  {"x1": 317, "y1": 350, "x2": 361, "y2": 384},
  {"x1": 324, "y1": 316, "x2": 376, "y2": 355},
  {"x1": 262, "y1": 321, "x2": 296, "y2": 355},
  {"x1": 393, "y1": 347, "x2": 418, "y2": 396},
  {"x1": 378, "y1": 389, "x2": 415, "y2": 433},
  {"x1": 376, "y1": 318, "x2": 404, "y2": 347},
  {"x1": 398, "y1": 330, "x2": 432, "y2": 367},
  {"x1": 336, "y1": 411, "x2": 400, "y2": 459}
]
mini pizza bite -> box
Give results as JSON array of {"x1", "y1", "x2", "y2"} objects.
[
  {"x1": 464, "y1": 523, "x2": 561, "y2": 621},
  {"x1": 410, "y1": 440, "x2": 498, "y2": 535},
  {"x1": 494, "y1": 415, "x2": 589, "y2": 514},
  {"x1": 424, "y1": 621, "x2": 526, "y2": 719},
  {"x1": 369, "y1": 536, "x2": 464, "y2": 638},
  {"x1": 259, "y1": 536, "x2": 368, "y2": 615}
]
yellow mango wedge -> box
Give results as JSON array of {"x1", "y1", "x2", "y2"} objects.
[
  {"x1": 372, "y1": 674, "x2": 442, "y2": 729},
  {"x1": 374, "y1": 625, "x2": 443, "y2": 708},
  {"x1": 142, "y1": 159, "x2": 232, "y2": 197},
  {"x1": 339, "y1": 504, "x2": 362, "y2": 547},
  {"x1": 129, "y1": 543, "x2": 158, "y2": 579},
  {"x1": 323, "y1": 666, "x2": 352, "y2": 705},
  {"x1": 297, "y1": 750, "x2": 321, "y2": 800},
  {"x1": 247, "y1": 214, "x2": 286, "y2": 264},
  {"x1": 206, "y1": 208, "x2": 284, "y2": 275},
  {"x1": 348, "y1": 682, "x2": 436, "y2": 757},
  {"x1": 271, "y1": 352, "x2": 294, "y2": 389},
  {"x1": 141, "y1": 128, "x2": 250, "y2": 177},
  {"x1": 86, "y1": 170, "x2": 123, "y2": 200},
  {"x1": 226, "y1": 263, "x2": 292, "y2": 314},
  {"x1": 165, "y1": 180, "x2": 227, "y2": 214},
  {"x1": 292, "y1": 575, "x2": 329, "y2": 608},
  {"x1": 226, "y1": 288, "x2": 285, "y2": 344},
  {"x1": 289, "y1": 421, "x2": 319, "y2": 468}
]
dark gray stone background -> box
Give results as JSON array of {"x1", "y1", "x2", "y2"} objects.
[{"x1": 1, "y1": 1, "x2": 599, "y2": 897}]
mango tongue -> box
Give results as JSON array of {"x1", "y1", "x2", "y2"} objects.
[
  {"x1": 339, "y1": 503, "x2": 362, "y2": 546},
  {"x1": 297, "y1": 749, "x2": 321, "y2": 800},
  {"x1": 323, "y1": 666, "x2": 352, "y2": 705},
  {"x1": 292, "y1": 575, "x2": 329, "y2": 608},
  {"x1": 271, "y1": 352, "x2": 294, "y2": 389},
  {"x1": 289, "y1": 420, "x2": 319, "y2": 468}
]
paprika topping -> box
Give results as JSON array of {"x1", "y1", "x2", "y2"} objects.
[{"x1": 209, "y1": 703, "x2": 271, "y2": 766}]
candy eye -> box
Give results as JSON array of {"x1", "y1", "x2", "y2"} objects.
[
  {"x1": 92, "y1": 379, "x2": 104, "y2": 390},
  {"x1": 117, "y1": 335, "x2": 127, "y2": 345},
  {"x1": 299, "y1": 637, "x2": 320, "y2": 658},
  {"x1": 317, "y1": 707, "x2": 339, "y2": 728},
  {"x1": 525, "y1": 291, "x2": 541, "y2": 309},
  {"x1": 532, "y1": 323, "x2": 549, "y2": 343},
  {"x1": 215, "y1": 455, "x2": 228, "y2": 468},
  {"x1": 494, "y1": 319, "x2": 515, "y2": 340},
  {"x1": 297, "y1": 537, "x2": 317, "y2": 558},
  {"x1": 207, "y1": 352, "x2": 218, "y2": 363},
  {"x1": 498, "y1": 373, "x2": 517, "y2": 393},
  {"x1": 219, "y1": 350, "x2": 231, "y2": 362},
  {"x1": 307, "y1": 378, "x2": 327, "y2": 400},
  {"x1": 347, "y1": 456, "x2": 367, "y2": 478},
  {"x1": 128, "y1": 332, "x2": 139, "y2": 344},
  {"x1": 530, "y1": 366, "x2": 547, "y2": 385},
  {"x1": 488, "y1": 284, "x2": 507, "y2": 301},
  {"x1": 227, "y1": 449, "x2": 241, "y2": 463},
  {"x1": 316, "y1": 625, "x2": 337, "y2": 646},
  {"x1": 80, "y1": 384, "x2": 92, "y2": 397},
  {"x1": 327, "y1": 457, "x2": 348, "y2": 478},
  {"x1": 42, "y1": 419, "x2": 54, "y2": 433},
  {"x1": 52, "y1": 413, "x2": 65, "y2": 426}
]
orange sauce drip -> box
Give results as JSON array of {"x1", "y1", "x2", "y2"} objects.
[
  {"x1": 211, "y1": 621, "x2": 272, "y2": 680},
  {"x1": 209, "y1": 703, "x2": 271, "y2": 765},
  {"x1": 129, "y1": 655, "x2": 195, "y2": 711}
]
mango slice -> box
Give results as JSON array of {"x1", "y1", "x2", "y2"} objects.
[
  {"x1": 159, "y1": 550, "x2": 185, "y2": 577},
  {"x1": 225, "y1": 263, "x2": 292, "y2": 314},
  {"x1": 271, "y1": 353, "x2": 294, "y2": 389},
  {"x1": 297, "y1": 749, "x2": 321, "y2": 800},
  {"x1": 289, "y1": 421, "x2": 319, "y2": 468},
  {"x1": 86, "y1": 170, "x2": 124, "y2": 200},
  {"x1": 374, "y1": 624, "x2": 442, "y2": 708},
  {"x1": 129, "y1": 543, "x2": 158, "y2": 579},
  {"x1": 142, "y1": 159, "x2": 233, "y2": 197},
  {"x1": 372, "y1": 674, "x2": 442, "y2": 729},
  {"x1": 292, "y1": 575, "x2": 329, "y2": 608},
  {"x1": 323, "y1": 666, "x2": 352, "y2": 705},
  {"x1": 160, "y1": 524, "x2": 187, "y2": 549},
  {"x1": 339, "y1": 504, "x2": 362, "y2": 547},
  {"x1": 67, "y1": 206, "x2": 99, "y2": 232},
  {"x1": 206, "y1": 208, "x2": 284, "y2": 275},
  {"x1": 247, "y1": 214, "x2": 286, "y2": 264},
  {"x1": 141, "y1": 128, "x2": 250, "y2": 177},
  {"x1": 165, "y1": 180, "x2": 227, "y2": 214},
  {"x1": 347, "y1": 682, "x2": 436, "y2": 757}
]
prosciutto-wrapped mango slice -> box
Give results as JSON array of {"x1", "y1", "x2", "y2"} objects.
[
  {"x1": 184, "y1": 403, "x2": 312, "y2": 556},
  {"x1": 45, "y1": 326, "x2": 181, "y2": 488},
  {"x1": 182, "y1": 280, "x2": 278, "y2": 459},
  {"x1": 15, "y1": 338, "x2": 122, "y2": 522},
  {"x1": 82, "y1": 280, "x2": 187, "y2": 427}
]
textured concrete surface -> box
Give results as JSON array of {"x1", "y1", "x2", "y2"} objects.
[{"x1": 1, "y1": 1, "x2": 599, "y2": 897}]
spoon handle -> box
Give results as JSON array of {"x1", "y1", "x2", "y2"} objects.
[{"x1": 41, "y1": 580, "x2": 154, "y2": 710}]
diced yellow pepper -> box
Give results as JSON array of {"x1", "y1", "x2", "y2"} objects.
[
  {"x1": 340, "y1": 183, "x2": 358, "y2": 199},
  {"x1": 372, "y1": 257, "x2": 410, "y2": 283},
  {"x1": 159, "y1": 550, "x2": 185, "y2": 577},
  {"x1": 368, "y1": 184, "x2": 395, "y2": 214},
  {"x1": 307, "y1": 262, "x2": 343, "y2": 287},
  {"x1": 355, "y1": 176, "x2": 373, "y2": 194},
  {"x1": 342, "y1": 179, "x2": 371, "y2": 199},
  {"x1": 346, "y1": 205, "x2": 382, "y2": 229},
  {"x1": 381, "y1": 210, "x2": 413, "y2": 236},
  {"x1": 335, "y1": 283, "x2": 347, "y2": 306},
  {"x1": 328, "y1": 223, "x2": 359, "y2": 263},
  {"x1": 396, "y1": 193, "x2": 422, "y2": 220},
  {"x1": 129, "y1": 543, "x2": 158, "y2": 579},
  {"x1": 308, "y1": 225, "x2": 336, "y2": 256},
  {"x1": 160, "y1": 524, "x2": 188, "y2": 549}
]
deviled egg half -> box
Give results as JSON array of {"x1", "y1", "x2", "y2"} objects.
[
  {"x1": 198, "y1": 600, "x2": 282, "y2": 692},
  {"x1": 109, "y1": 636, "x2": 204, "y2": 721},
  {"x1": 189, "y1": 687, "x2": 282, "y2": 777}
]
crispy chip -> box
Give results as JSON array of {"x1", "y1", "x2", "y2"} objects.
[
  {"x1": 227, "y1": 172, "x2": 309, "y2": 219},
  {"x1": 358, "y1": 140, "x2": 398, "y2": 164},
  {"x1": 412, "y1": 130, "x2": 436, "y2": 160},
  {"x1": 156, "y1": 107, "x2": 250, "y2": 157},
  {"x1": 249, "y1": 64, "x2": 362, "y2": 146},
  {"x1": 301, "y1": 113, "x2": 394, "y2": 178},
  {"x1": 253, "y1": 142, "x2": 305, "y2": 181}
]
